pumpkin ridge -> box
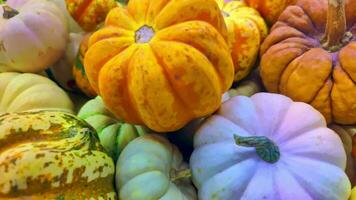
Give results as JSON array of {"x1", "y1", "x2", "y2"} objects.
[
  {"x1": 149, "y1": 42, "x2": 194, "y2": 118},
  {"x1": 282, "y1": 157, "x2": 346, "y2": 199},
  {"x1": 339, "y1": 60, "x2": 356, "y2": 86},
  {"x1": 238, "y1": 161, "x2": 264, "y2": 199},
  {"x1": 154, "y1": 20, "x2": 232, "y2": 92},
  {"x1": 278, "y1": 54, "x2": 303, "y2": 93},
  {"x1": 99, "y1": 45, "x2": 142, "y2": 124}
]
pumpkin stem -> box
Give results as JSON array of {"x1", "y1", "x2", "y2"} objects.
[
  {"x1": 322, "y1": 0, "x2": 352, "y2": 51},
  {"x1": 2, "y1": 5, "x2": 19, "y2": 19},
  {"x1": 234, "y1": 135, "x2": 280, "y2": 163},
  {"x1": 170, "y1": 168, "x2": 192, "y2": 182}
]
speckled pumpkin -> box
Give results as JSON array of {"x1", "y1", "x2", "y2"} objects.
[
  {"x1": 84, "y1": 0, "x2": 234, "y2": 132},
  {"x1": 260, "y1": 0, "x2": 356, "y2": 125},
  {"x1": 78, "y1": 96, "x2": 149, "y2": 160},
  {"x1": 0, "y1": 111, "x2": 116, "y2": 199},
  {"x1": 73, "y1": 33, "x2": 97, "y2": 97},
  {"x1": 217, "y1": 0, "x2": 268, "y2": 81},
  {"x1": 65, "y1": 0, "x2": 117, "y2": 31}
]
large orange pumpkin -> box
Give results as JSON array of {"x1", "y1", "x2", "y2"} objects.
[
  {"x1": 65, "y1": 0, "x2": 117, "y2": 31},
  {"x1": 84, "y1": 0, "x2": 234, "y2": 132},
  {"x1": 217, "y1": 0, "x2": 268, "y2": 81},
  {"x1": 244, "y1": 0, "x2": 297, "y2": 25},
  {"x1": 260, "y1": 0, "x2": 356, "y2": 125}
]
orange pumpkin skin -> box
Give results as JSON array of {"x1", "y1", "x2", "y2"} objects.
[
  {"x1": 84, "y1": 0, "x2": 234, "y2": 132},
  {"x1": 73, "y1": 33, "x2": 97, "y2": 97},
  {"x1": 260, "y1": 0, "x2": 356, "y2": 125},
  {"x1": 66, "y1": 0, "x2": 117, "y2": 31},
  {"x1": 244, "y1": 0, "x2": 297, "y2": 25},
  {"x1": 217, "y1": 0, "x2": 268, "y2": 81}
]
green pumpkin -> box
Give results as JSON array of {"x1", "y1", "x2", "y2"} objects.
[
  {"x1": 116, "y1": 134, "x2": 197, "y2": 200},
  {"x1": 78, "y1": 96, "x2": 149, "y2": 160},
  {"x1": 0, "y1": 111, "x2": 116, "y2": 199}
]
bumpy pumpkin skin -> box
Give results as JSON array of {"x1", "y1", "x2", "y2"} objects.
[
  {"x1": 66, "y1": 0, "x2": 117, "y2": 31},
  {"x1": 116, "y1": 134, "x2": 197, "y2": 200},
  {"x1": 190, "y1": 93, "x2": 351, "y2": 200},
  {"x1": 73, "y1": 33, "x2": 97, "y2": 97},
  {"x1": 84, "y1": 0, "x2": 234, "y2": 132},
  {"x1": 260, "y1": 0, "x2": 356, "y2": 125},
  {"x1": 0, "y1": 72, "x2": 74, "y2": 114},
  {"x1": 0, "y1": 0, "x2": 68, "y2": 73},
  {"x1": 0, "y1": 111, "x2": 116, "y2": 199},
  {"x1": 78, "y1": 96, "x2": 149, "y2": 160},
  {"x1": 244, "y1": 0, "x2": 297, "y2": 24},
  {"x1": 217, "y1": 0, "x2": 268, "y2": 81}
]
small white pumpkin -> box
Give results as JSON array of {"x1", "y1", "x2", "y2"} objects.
[
  {"x1": 116, "y1": 135, "x2": 197, "y2": 200},
  {"x1": 0, "y1": 0, "x2": 68, "y2": 73},
  {"x1": 0, "y1": 72, "x2": 74, "y2": 114},
  {"x1": 190, "y1": 93, "x2": 351, "y2": 200}
]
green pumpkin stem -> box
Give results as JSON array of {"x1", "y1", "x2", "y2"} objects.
[
  {"x1": 322, "y1": 0, "x2": 352, "y2": 51},
  {"x1": 3, "y1": 5, "x2": 19, "y2": 19},
  {"x1": 170, "y1": 169, "x2": 192, "y2": 182},
  {"x1": 234, "y1": 135, "x2": 280, "y2": 164}
]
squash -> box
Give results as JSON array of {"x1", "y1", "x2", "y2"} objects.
[
  {"x1": 65, "y1": 0, "x2": 117, "y2": 31},
  {"x1": 84, "y1": 0, "x2": 234, "y2": 132},
  {"x1": 190, "y1": 93, "x2": 351, "y2": 200},
  {"x1": 260, "y1": 0, "x2": 356, "y2": 125},
  {"x1": 331, "y1": 125, "x2": 356, "y2": 186},
  {"x1": 116, "y1": 134, "x2": 197, "y2": 200},
  {"x1": 0, "y1": 111, "x2": 116, "y2": 199},
  {"x1": 0, "y1": 0, "x2": 68, "y2": 73},
  {"x1": 244, "y1": 0, "x2": 297, "y2": 25},
  {"x1": 73, "y1": 32, "x2": 97, "y2": 97},
  {"x1": 0, "y1": 72, "x2": 74, "y2": 114},
  {"x1": 216, "y1": 0, "x2": 268, "y2": 81},
  {"x1": 78, "y1": 96, "x2": 149, "y2": 160}
]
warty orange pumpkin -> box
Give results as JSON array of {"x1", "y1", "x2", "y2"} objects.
[
  {"x1": 84, "y1": 0, "x2": 234, "y2": 132},
  {"x1": 260, "y1": 0, "x2": 356, "y2": 125},
  {"x1": 217, "y1": 0, "x2": 268, "y2": 81}
]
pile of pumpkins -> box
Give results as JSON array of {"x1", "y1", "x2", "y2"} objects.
[{"x1": 0, "y1": 0, "x2": 355, "y2": 199}]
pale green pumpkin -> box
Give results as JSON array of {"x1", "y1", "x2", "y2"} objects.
[
  {"x1": 78, "y1": 96, "x2": 149, "y2": 160},
  {"x1": 116, "y1": 134, "x2": 197, "y2": 200}
]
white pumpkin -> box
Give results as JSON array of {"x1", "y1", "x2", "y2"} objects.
[
  {"x1": 41, "y1": 32, "x2": 85, "y2": 92},
  {"x1": 0, "y1": 72, "x2": 74, "y2": 114},
  {"x1": 190, "y1": 93, "x2": 351, "y2": 200},
  {"x1": 116, "y1": 135, "x2": 197, "y2": 200},
  {"x1": 0, "y1": 0, "x2": 68, "y2": 73}
]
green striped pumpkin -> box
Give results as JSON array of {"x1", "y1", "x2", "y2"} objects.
[
  {"x1": 78, "y1": 96, "x2": 149, "y2": 160},
  {"x1": 0, "y1": 111, "x2": 116, "y2": 199}
]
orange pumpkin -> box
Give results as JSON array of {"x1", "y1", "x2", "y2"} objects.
[
  {"x1": 260, "y1": 0, "x2": 356, "y2": 125},
  {"x1": 244, "y1": 0, "x2": 297, "y2": 25},
  {"x1": 84, "y1": 0, "x2": 234, "y2": 132},
  {"x1": 73, "y1": 33, "x2": 97, "y2": 97},
  {"x1": 65, "y1": 0, "x2": 117, "y2": 31},
  {"x1": 217, "y1": 0, "x2": 268, "y2": 81}
]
